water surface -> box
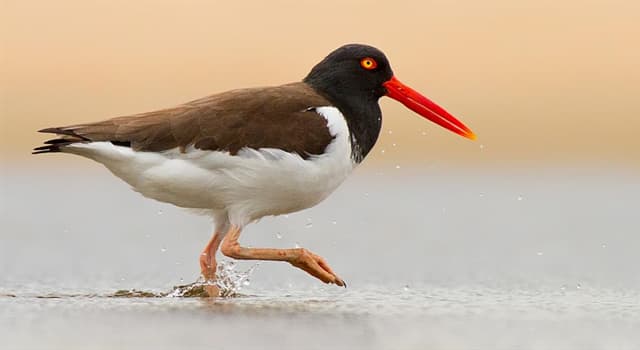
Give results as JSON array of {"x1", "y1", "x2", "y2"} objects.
[{"x1": 1, "y1": 166, "x2": 639, "y2": 349}]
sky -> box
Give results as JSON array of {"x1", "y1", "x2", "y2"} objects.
[{"x1": 2, "y1": 0, "x2": 639, "y2": 170}]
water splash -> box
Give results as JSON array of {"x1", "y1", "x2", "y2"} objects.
[
  {"x1": 214, "y1": 260, "x2": 258, "y2": 297},
  {"x1": 167, "y1": 260, "x2": 258, "y2": 298},
  {"x1": 111, "y1": 261, "x2": 260, "y2": 298},
  {"x1": 162, "y1": 282, "x2": 209, "y2": 298}
]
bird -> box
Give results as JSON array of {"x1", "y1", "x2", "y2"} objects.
[{"x1": 34, "y1": 44, "x2": 475, "y2": 296}]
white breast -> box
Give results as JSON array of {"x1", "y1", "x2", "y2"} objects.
[{"x1": 63, "y1": 106, "x2": 355, "y2": 227}]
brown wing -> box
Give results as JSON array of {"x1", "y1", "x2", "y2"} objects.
[{"x1": 34, "y1": 83, "x2": 335, "y2": 159}]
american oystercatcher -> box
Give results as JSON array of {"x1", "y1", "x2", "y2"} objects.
[{"x1": 34, "y1": 44, "x2": 475, "y2": 296}]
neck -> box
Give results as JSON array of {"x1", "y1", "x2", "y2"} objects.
[{"x1": 303, "y1": 78, "x2": 382, "y2": 163}]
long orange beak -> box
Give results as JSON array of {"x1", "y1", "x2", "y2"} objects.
[{"x1": 383, "y1": 76, "x2": 476, "y2": 140}]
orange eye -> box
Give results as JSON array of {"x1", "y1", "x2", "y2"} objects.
[{"x1": 360, "y1": 57, "x2": 377, "y2": 70}]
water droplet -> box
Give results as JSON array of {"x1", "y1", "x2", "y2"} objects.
[
  {"x1": 388, "y1": 130, "x2": 393, "y2": 134},
  {"x1": 294, "y1": 242, "x2": 301, "y2": 248},
  {"x1": 380, "y1": 149, "x2": 386, "y2": 154},
  {"x1": 601, "y1": 243, "x2": 607, "y2": 248},
  {"x1": 392, "y1": 143, "x2": 397, "y2": 147},
  {"x1": 536, "y1": 252, "x2": 544, "y2": 256},
  {"x1": 479, "y1": 192, "x2": 485, "y2": 198},
  {"x1": 479, "y1": 144, "x2": 485, "y2": 151},
  {"x1": 576, "y1": 283, "x2": 582, "y2": 289},
  {"x1": 517, "y1": 195, "x2": 524, "y2": 201},
  {"x1": 160, "y1": 247, "x2": 167, "y2": 253},
  {"x1": 395, "y1": 165, "x2": 401, "y2": 169},
  {"x1": 403, "y1": 285, "x2": 410, "y2": 292},
  {"x1": 179, "y1": 277, "x2": 184, "y2": 282},
  {"x1": 331, "y1": 220, "x2": 337, "y2": 225},
  {"x1": 421, "y1": 131, "x2": 427, "y2": 136},
  {"x1": 157, "y1": 210, "x2": 163, "y2": 215},
  {"x1": 364, "y1": 192, "x2": 369, "y2": 197},
  {"x1": 276, "y1": 232, "x2": 283, "y2": 239},
  {"x1": 210, "y1": 260, "x2": 259, "y2": 297}
]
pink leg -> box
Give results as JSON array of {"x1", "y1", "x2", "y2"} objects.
[
  {"x1": 220, "y1": 225, "x2": 345, "y2": 286},
  {"x1": 199, "y1": 230, "x2": 225, "y2": 297}
]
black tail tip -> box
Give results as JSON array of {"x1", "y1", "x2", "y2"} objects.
[{"x1": 32, "y1": 145, "x2": 61, "y2": 154}]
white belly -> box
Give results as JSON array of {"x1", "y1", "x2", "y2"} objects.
[{"x1": 63, "y1": 107, "x2": 355, "y2": 226}]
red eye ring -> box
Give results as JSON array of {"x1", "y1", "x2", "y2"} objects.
[{"x1": 360, "y1": 57, "x2": 377, "y2": 70}]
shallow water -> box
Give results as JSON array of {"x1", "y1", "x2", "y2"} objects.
[
  {"x1": 1, "y1": 165, "x2": 639, "y2": 349},
  {"x1": 2, "y1": 285, "x2": 639, "y2": 350}
]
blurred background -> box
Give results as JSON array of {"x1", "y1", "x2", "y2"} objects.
[
  {"x1": 1, "y1": 1, "x2": 639, "y2": 349},
  {"x1": 2, "y1": 0, "x2": 639, "y2": 169}
]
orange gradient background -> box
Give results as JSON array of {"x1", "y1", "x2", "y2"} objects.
[{"x1": 2, "y1": 0, "x2": 639, "y2": 170}]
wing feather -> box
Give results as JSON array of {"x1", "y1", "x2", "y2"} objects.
[{"x1": 34, "y1": 83, "x2": 335, "y2": 158}]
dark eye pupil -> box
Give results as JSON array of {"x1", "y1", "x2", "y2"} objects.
[{"x1": 361, "y1": 58, "x2": 376, "y2": 69}]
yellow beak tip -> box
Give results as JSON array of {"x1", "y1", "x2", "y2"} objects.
[{"x1": 466, "y1": 132, "x2": 477, "y2": 141}]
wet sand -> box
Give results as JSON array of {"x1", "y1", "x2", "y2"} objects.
[{"x1": 1, "y1": 165, "x2": 639, "y2": 349}]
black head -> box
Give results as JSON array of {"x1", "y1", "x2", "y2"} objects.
[
  {"x1": 304, "y1": 44, "x2": 394, "y2": 103},
  {"x1": 303, "y1": 44, "x2": 395, "y2": 162},
  {"x1": 303, "y1": 44, "x2": 476, "y2": 163}
]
